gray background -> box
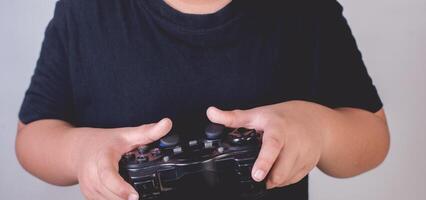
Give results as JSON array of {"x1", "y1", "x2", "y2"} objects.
[{"x1": 1, "y1": 0, "x2": 425, "y2": 199}]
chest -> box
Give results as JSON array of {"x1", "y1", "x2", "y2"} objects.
[{"x1": 67, "y1": 16, "x2": 317, "y2": 128}]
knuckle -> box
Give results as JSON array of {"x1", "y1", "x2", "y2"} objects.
[
  {"x1": 255, "y1": 154, "x2": 275, "y2": 169},
  {"x1": 270, "y1": 174, "x2": 286, "y2": 187},
  {"x1": 288, "y1": 176, "x2": 302, "y2": 185},
  {"x1": 259, "y1": 156, "x2": 274, "y2": 168},
  {"x1": 301, "y1": 164, "x2": 311, "y2": 172},
  {"x1": 253, "y1": 112, "x2": 269, "y2": 126},
  {"x1": 97, "y1": 168, "x2": 109, "y2": 182},
  {"x1": 116, "y1": 185, "x2": 130, "y2": 198},
  {"x1": 138, "y1": 124, "x2": 149, "y2": 130},
  {"x1": 113, "y1": 132, "x2": 130, "y2": 146},
  {"x1": 232, "y1": 109, "x2": 244, "y2": 115},
  {"x1": 278, "y1": 116, "x2": 291, "y2": 129},
  {"x1": 254, "y1": 108, "x2": 269, "y2": 118},
  {"x1": 266, "y1": 134, "x2": 284, "y2": 149},
  {"x1": 228, "y1": 110, "x2": 242, "y2": 126}
]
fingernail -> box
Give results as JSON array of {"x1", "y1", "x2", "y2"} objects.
[
  {"x1": 253, "y1": 169, "x2": 265, "y2": 181},
  {"x1": 207, "y1": 107, "x2": 213, "y2": 114},
  {"x1": 128, "y1": 193, "x2": 139, "y2": 200},
  {"x1": 208, "y1": 106, "x2": 220, "y2": 113},
  {"x1": 158, "y1": 118, "x2": 167, "y2": 125},
  {"x1": 158, "y1": 118, "x2": 171, "y2": 126}
]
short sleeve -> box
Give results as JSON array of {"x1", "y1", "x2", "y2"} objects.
[
  {"x1": 314, "y1": 0, "x2": 383, "y2": 113},
  {"x1": 19, "y1": 1, "x2": 74, "y2": 124}
]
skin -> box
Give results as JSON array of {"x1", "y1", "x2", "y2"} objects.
[
  {"x1": 15, "y1": 0, "x2": 390, "y2": 200},
  {"x1": 163, "y1": 0, "x2": 232, "y2": 14},
  {"x1": 207, "y1": 101, "x2": 389, "y2": 187},
  {"x1": 16, "y1": 118, "x2": 173, "y2": 200},
  {"x1": 16, "y1": 102, "x2": 390, "y2": 200}
]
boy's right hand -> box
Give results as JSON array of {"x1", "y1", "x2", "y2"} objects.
[{"x1": 73, "y1": 118, "x2": 172, "y2": 200}]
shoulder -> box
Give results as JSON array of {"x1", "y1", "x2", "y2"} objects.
[
  {"x1": 243, "y1": 0, "x2": 344, "y2": 31},
  {"x1": 252, "y1": 0, "x2": 343, "y2": 19},
  {"x1": 51, "y1": 0, "x2": 132, "y2": 36},
  {"x1": 56, "y1": 0, "x2": 111, "y2": 11},
  {"x1": 54, "y1": 0, "x2": 123, "y2": 22}
]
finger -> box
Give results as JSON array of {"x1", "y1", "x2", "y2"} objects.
[
  {"x1": 79, "y1": 169, "x2": 103, "y2": 200},
  {"x1": 79, "y1": 184, "x2": 97, "y2": 200},
  {"x1": 82, "y1": 173, "x2": 121, "y2": 200},
  {"x1": 97, "y1": 151, "x2": 139, "y2": 200},
  {"x1": 121, "y1": 118, "x2": 173, "y2": 151},
  {"x1": 93, "y1": 188, "x2": 109, "y2": 200},
  {"x1": 97, "y1": 175, "x2": 125, "y2": 200},
  {"x1": 279, "y1": 170, "x2": 308, "y2": 187},
  {"x1": 251, "y1": 129, "x2": 284, "y2": 182},
  {"x1": 99, "y1": 185, "x2": 127, "y2": 200},
  {"x1": 82, "y1": 185, "x2": 105, "y2": 200},
  {"x1": 280, "y1": 159, "x2": 312, "y2": 187},
  {"x1": 266, "y1": 146, "x2": 299, "y2": 189},
  {"x1": 207, "y1": 106, "x2": 265, "y2": 129}
]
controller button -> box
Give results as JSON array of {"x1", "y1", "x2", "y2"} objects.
[
  {"x1": 231, "y1": 137, "x2": 243, "y2": 145},
  {"x1": 189, "y1": 140, "x2": 198, "y2": 147},
  {"x1": 204, "y1": 140, "x2": 214, "y2": 149},
  {"x1": 159, "y1": 134, "x2": 180, "y2": 148},
  {"x1": 136, "y1": 155, "x2": 148, "y2": 163},
  {"x1": 173, "y1": 146, "x2": 183, "y2": 154},
  {"x1": 217, "y1": 147, "x2": 224, "y2": 153},
  {"x1": 205, "y1": 123, "x2": 225, "y2": 140},
  {"x1": 151, "y1": 148, "x2": 162, "y2": 157},
  {"x1": 229, "y1": 128, "x2": 258, "y2": 145},
  {"x1": 123, "y1": 153, "x2": 135, "y2": 160}
]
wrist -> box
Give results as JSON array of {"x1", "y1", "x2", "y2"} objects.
[
  {"x1": 285, "y1": 101, "x2": 336, "y2": 162},
  {"x1": 318, "y1": 106, "x2": 337, "y2": 163},
  {"x1": 65, "y1": 127, "x2": 95, "y2": 179},
  {"x1": 312, "y1": 104, "x2": 342, "y2": 168}
]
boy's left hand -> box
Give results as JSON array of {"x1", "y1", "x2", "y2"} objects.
[{"x1": 207, "y1": 101, "x2": 330, "y2": 189}]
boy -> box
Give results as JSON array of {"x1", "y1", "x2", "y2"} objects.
[{"x1": 16, "y1": 0, "x2": 390, "y2": 200}]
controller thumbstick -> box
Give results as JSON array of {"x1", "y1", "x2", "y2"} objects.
[
  {"x1": 205, "y1": 123, "x2": 225, "y2": 140},
  {"x1": 159, "y1": 134, "x2": 180, "y2": 148}
]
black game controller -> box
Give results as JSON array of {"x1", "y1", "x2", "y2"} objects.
[{"x1": 119, "y1": 123, "x2": 266, "y2": 200}]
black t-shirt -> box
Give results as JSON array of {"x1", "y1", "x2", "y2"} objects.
[{"x1": 19, "y1": 0, "x2": 382, "y2": 199}]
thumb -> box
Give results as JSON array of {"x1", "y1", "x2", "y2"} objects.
[
  {"x1": 207, "y1": 106, "x2": 255, "y2": 128},
  {"x1": 123, "y1": 118, "x2": 173, "y2": 149}
]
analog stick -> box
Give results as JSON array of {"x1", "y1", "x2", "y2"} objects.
[
  {"x1": 205, "y1": 123, "x2": 225, "y2": 140},
  {"x1": 159, "y1": 134, "x2": 180, "y2": 148}
]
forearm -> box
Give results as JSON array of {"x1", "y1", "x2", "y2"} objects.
[
  {"x1": 15, "y1": 119, "x2": 81, "y2": 186},
  {"x1": 16, "y1": 118, "x2": 172, "y2": 200},
  {"x1": 318, "y1": 106, "x2": 390, "y2": 178}
]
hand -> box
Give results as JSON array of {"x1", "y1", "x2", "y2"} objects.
[
  {"x1": 72, "y1": 118, "x2": 172, "y2": 200},
  {"x1": 207, "y1": 101, "x2": 330, "y2": 189}
]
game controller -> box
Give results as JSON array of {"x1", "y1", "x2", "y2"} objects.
[{"x1": 119, "y1": 123, "x2": 266, "y2": 200}]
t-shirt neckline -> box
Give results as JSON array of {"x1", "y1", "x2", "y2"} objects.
[{"x1": 141, "y1": 0, "x2": 243, "y2": 32}]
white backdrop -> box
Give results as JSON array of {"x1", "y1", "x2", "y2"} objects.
[{"x1": 1, "y1": 0, "x2": 425, "y2": 199}]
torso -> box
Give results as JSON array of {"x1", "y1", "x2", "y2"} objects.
[{"x1": 63, "y1": 0, "x2": 318, "y2": 198}]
